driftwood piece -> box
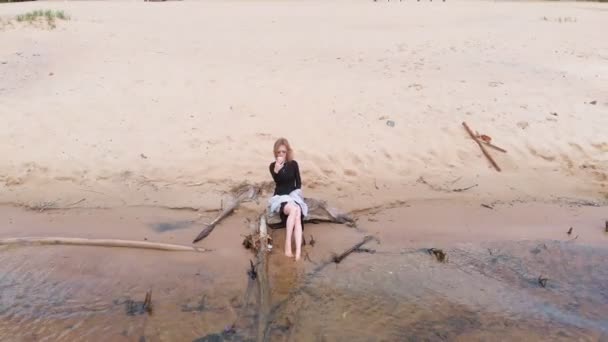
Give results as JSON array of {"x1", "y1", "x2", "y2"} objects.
[
  {"x1": 0, "y1": 237, "x2": 208, "y2": 252},
  {"x1": 427, "y1": 248, "x2": 448, "y2": 262},
  {"x1": 256, "y1": 215, "x2": 272, "y2": 342},
  {"x1": 193, "y1": 184, "x2": 261, "y2": 243},
  {"x1": 353, "y1": 247, "x2": 376, "y2": 254},
  {"x1": 192, "y1": 180, "x2": 355, "y2": 243},
  {"x1": 248, "y1": 259, "x2": 257, "y2": 280},
  {"x1": 462, "y1": 122, "x2": 501, "y2": 172},
  {"x1": 332, "y1": 236, "x2": 374, "y2": 263},
  {"x1": 266, "y1": 198, "x2": 355, "y2": 228},
  {"x1": 475, "y1": 132, "x2": 508, "y2": 153},
  {"x1": 538, "y1": 275, "x2": 548, "y2": 288},
  {"x1": 126, "y1": 289, "x2": 153, "y2": 315},
  {"x1": 452, "y1": 184, "x2": 479, "y2": 192},
  {"x1": 193, "y1": 200, "x2": 241, "y2": 243}
]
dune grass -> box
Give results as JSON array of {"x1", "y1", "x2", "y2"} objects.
[{"x1": 15, "y1": 10, "x2": 69, "y2": 28}]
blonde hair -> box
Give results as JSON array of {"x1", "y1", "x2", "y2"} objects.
[{"x1": 273, "y1": 138, "x2": 294, "y2": 161}]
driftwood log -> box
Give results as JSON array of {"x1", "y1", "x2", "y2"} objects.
[
  {"x1": 266, "y1": 197, "x2": 354, "y2": 227},
  {"x1": 0, "y1": 237, "x2": 208, "y2": 252},
  {"x1": 256, "y1": 215, "x2": 272, "y2": 342},
  {"x1": 193, "y1": 181, "x2": 355, "y2": 243}
]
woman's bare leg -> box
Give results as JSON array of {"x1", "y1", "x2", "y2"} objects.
[
  {"x1": 294, "y1": 207, "x2": 303, "y2": 261},
  {"x1": 283, "y1": 203, "x2": 297, "y2": 257}
]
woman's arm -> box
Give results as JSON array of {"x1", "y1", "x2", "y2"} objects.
[
  {"x1": 293, "y1": 161, "x2": 301, "y2": 189},
  {"x1": 269, "y1": 162, "x2": 280, "y2": 182}
]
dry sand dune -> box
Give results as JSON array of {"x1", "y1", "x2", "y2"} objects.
[{"x1": 0, "y1": 0, "x2": 607, "y2": 211}]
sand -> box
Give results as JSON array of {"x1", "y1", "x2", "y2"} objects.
[
  {"x1": 0, "y1": 0, "x2": 606, "y2": 212},
  {"x1": 2, "y1": 3, "x2": 608, "y2": 339}
]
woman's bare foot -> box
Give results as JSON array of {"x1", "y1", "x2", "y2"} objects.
[
  {"x1": 295, "y1": 254, "x2": 301, "y2": 261},
  {"x1": 285, "y1": 251, "x2": 293, "y2": 258}
]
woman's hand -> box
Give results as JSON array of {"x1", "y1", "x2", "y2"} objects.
[{"x1": 274, "y1": 156, "x2": 285, "y2": 173}]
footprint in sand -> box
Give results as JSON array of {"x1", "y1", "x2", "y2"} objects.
[
  {"x1": 350, "y1": 154, "x2": 364, "y2": 166},
  {"x1": 591, "y1": 142, "x2": 608, "y2": 153},
  {"x1": 343, "y1": 169, "x2": 357, "y2": 177},
  {"x1": 321, "y1": 168, "x2": 336, "y2": 177},
  {"x1": 528, "y1": 147, "x2": 556, "y2": 162}
]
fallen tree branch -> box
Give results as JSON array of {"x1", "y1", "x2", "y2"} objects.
[
  {"x1": 193, "y1": 182, "x2": 356, "y2": 243},
  {"x1": 256, "y1": 215, "x2": 272, "y2": 342},
  {"x1": 193, "y1": 184, "x2": 261, "y2": 243},
  {"x1": 0, "y1": 237, "x2": 208, "y2": 252},
  {"x1": 126, "y1": 289, "x2": 153, "y2": 315},
  {"x1": 193, "y1": 199, "x2": 243, "y2": 243},
  {"x1": 462, "y1": 121, "x2": 501, "y2": 172},
  {"x1": 332, "y1": 236, "x2": 374, "y2": 263}
]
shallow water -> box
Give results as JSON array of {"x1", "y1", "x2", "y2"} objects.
[
  {"x1": 0, "y1": 204, "x2": 607, "y2": 341},
  {"x1": 266, "y1": 240, "x2": 608, "y2": 341},
  {"x1": 1, "y1": 238, "x2": 607, "y2": 341}
]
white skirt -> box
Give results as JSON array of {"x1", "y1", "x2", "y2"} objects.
[{"x1": 268, "y1": 189, "x2": 308, "y2": 217}]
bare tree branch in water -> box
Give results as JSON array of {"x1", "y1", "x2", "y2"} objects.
[{"x1": 193, "y1": 182, "x2": 356, "y2": 243}]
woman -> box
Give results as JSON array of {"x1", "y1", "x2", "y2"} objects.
[{"x1": 268, "y1": 138, "x2": 308, "y2": 261}]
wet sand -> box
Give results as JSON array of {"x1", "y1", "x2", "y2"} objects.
[{"x1": 1, "y1": 202, "x2": 606, "y2": 341}]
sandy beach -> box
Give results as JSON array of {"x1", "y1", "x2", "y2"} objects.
[
  {"x1": 0, "y1": 0, "x2": 607, "y2": 341},
  {"x1": 1, "y1": 0, "x2": 607, "y2": 211}
]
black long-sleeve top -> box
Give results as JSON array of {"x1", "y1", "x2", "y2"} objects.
[{"x1": 269, "y1": 160, "x2": 301, "y2": 196}]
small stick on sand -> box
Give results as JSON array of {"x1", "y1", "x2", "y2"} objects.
[
  {"x1": 67, "y1": 198, "x2": 86, "y2": 207},
  {"x1": 462, "y1": 122, "x2": 501, "y2": 172},
  {"x1": 0, "y1": 237, "x2": 208, "y2": 252},
  {"x1": 451, "y1": 184, "x2": 478, "y2": 192},
  {"x1": 143, "y1": 289, "x2": 153, "y2": 313},
  {"x1": 417, "y1": 176, "x2": 477, "y2": 193},
  {"x1": 481, "y1": 140, "x2": 507, "y2": 153}
]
